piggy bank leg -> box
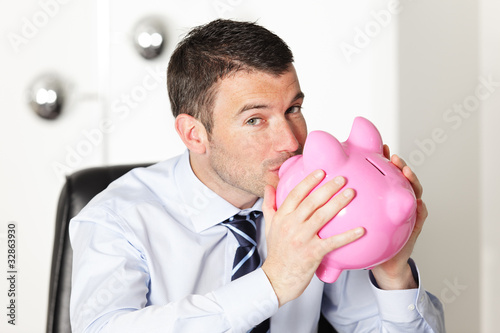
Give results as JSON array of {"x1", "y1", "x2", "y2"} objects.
[{"x1": 316, "y1": 263, "x2": 342, "y2": 283}]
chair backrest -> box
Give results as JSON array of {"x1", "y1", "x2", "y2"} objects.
[{"x1": 46, "y1": 163, "x2": 151, "y2": 333}]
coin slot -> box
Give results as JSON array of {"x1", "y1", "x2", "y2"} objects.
[{"x1": 366, "y1": 158, "x2": 385, "y2": 176}]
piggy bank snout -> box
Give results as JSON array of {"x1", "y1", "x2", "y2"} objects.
[{"x1": 386, "y1": 188, "x2": 417, "y2": 225}]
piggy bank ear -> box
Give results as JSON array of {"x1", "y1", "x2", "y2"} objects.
[
  {"x1": 346, "y1": 117, "x2": 383, "y2": 154},
  {"x1": 304, "y1": 130, "x2": 347, "y2": 170}
]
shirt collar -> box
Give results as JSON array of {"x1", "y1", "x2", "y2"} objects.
[{"x1": 173, "y1": 150, "x2": 263, "y2": 233}]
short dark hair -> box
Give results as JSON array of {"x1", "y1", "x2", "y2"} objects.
[{"x1": 167, "y1": 19, "x2": 294, "y2": 133}]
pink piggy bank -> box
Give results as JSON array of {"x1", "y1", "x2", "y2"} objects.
[{"x1": 276, "y1": 117, "x2": 417, "y2": 283}]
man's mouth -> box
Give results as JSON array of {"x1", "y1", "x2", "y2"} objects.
[
  {"x1": 269, "y1": 159, "x2": 291, "y2": 173},
  {"x1": 267, "y1": 153, "x2": 298, "y2": 174}
]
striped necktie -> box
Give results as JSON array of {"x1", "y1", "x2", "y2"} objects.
[{"x1": 221, "y1": 211, "x2": 270, "y2": 333}]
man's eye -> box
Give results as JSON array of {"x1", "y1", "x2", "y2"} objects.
[
  {"x1": 246, "y1": 118, "x2": 262, "y2": 126},
  {"x1": 286, "y1": 105, "x2": 302, "y2": 114}
]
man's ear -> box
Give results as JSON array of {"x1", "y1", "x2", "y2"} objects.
[{"x1": 175, "y1": 114, "x2": 208, "y2": 154}]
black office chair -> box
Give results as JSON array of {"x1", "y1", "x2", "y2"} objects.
[
  {"x1": 46, "y1": 163, "x2": 151, "y2": 333},
  {"x1": 46, "y1": 163, "x2": 337, "y2": 333}
]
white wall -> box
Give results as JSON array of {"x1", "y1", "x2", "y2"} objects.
[
  {"x1": 397, "y1": 1, "x2": 499, "y2": 332},
  {"x1": 398, "y1": 1, "x2": 481, "y2": 332},
  {"x1": 0, "y1": 1, "x2": 102, "y2": 332},
  {"x1": 479, "y1": 0, "x2": 500, "y2": 331},
  {"x1": 1, "y1": 0, "x2": 497, "y2": 332}
]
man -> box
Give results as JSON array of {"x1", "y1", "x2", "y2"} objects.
[{"x1": 70, "y1": 19, "x2": 445, "y2": 332}]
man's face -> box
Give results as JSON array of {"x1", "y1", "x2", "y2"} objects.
[{"x1": 206, "y1": 65, "x2": 307, "y2": 200}]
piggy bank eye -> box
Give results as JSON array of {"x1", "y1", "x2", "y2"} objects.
[{"x1": 366, "y1": 158, "x2": 385, "y2": 176}]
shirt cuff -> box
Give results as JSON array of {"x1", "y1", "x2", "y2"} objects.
[
  {"x1": 368, "y1": 258, "x2": 424, "y2": 323},
  {"x1": 212, "y1": 268, "x2": 278, "y2": 332}
]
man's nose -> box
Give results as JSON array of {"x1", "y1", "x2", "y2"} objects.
[{"x1": 273, "y1": 120, "x2": 300, "y2": 153}]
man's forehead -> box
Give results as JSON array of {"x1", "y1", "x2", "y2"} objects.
[{"x1": 217, "y1": 67, "x2": 301, "y2": 99}]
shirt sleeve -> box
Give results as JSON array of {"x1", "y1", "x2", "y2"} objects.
[
  {"x1": 321, "y1": 259, "x2": 446, "y2": 333},
  {"x1": 69, "y1": 208, "x2": 278, "y2": 333}
]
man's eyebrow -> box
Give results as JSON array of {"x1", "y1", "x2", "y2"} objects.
[
  {"x1": 293, "y1": 91, "x2": 305, "y2": 102},
  {"x1": 238, "y1": 103, "x2": 269, "y2": 114},
  {"x1": 237, "y1": 91, "x2": 305, "y2": 115}
]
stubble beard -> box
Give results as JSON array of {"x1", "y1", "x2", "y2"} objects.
[{"x1": 208, "y1": 142, "x2": 301, "y2": 198}]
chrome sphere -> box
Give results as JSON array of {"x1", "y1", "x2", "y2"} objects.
[
  {"x1": 27, "y1": 74, "x2": 64, "y2": 120},
  {"x1": 133, "y1": 17, "x2": 166, "y2": 60}
]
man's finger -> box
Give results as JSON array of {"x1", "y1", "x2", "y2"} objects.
[
  {"x1": 278, "y1": 169, "x2": 326, "y2": 213},
  {"x1": 391, "y1": 154, "x2": 408, "y2": 170},
  {"x1": 305, "y1": 187, "x2": 355, "y2": 235},
  {"x1": 403, "y1": 165, "x2": 423, "y2": 199},
  {"x1": 319, "y1": 227, "x2": 365, "y2": 257},
  {"x1": 263, "y1": 184, "x2": 277, "y2": 223},
  {"x1": 391, "y1": 154, "x2": 423, "y2": 199},
  {"x1": 383, "y1": 144, "x2": 391, "y2": 160},
  {"x1": 292, "y1": 176, "x2": 346, "y2": 224}
]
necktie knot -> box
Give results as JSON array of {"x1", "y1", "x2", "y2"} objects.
[
  {"x1": 223, "y1": 211, "x2": 261, "y2": 248},
  {"x1": 221, "y1": 211, "x2": 262, "y2": 281}
]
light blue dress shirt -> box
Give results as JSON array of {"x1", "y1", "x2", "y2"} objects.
[{"x1": 69, "y1": 150, "x2": 445, "y2": 333}]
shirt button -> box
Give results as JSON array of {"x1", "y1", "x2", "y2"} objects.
[{"x1": 408, "y1": 304, "x2": 415, "y2": 311}]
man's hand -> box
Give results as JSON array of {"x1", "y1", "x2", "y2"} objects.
[
  {"x1": 370, "y1": 145, "x2": 428, "y2": 290},
  {"x1": 261, "y1": 169, "x2": 365, "y2": 306}
]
